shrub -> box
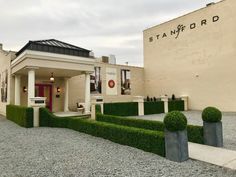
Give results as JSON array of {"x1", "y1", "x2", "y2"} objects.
[
  {"x1": 168, "y1": 100, "x2": 184, "y2": 112},
  {"x1": 96, "y1": 113, "x2": 203, "y2": 144},
  {"x1": 104, "y1": 102, "x2": 138, "y2": 116},
  {"x1": 164, "y1": 111, "x2": 187, "y2": 132},
  {"x1": 187, "y1": 125, "x2": 204, "y2": 144},
  {"x1": 68, "y1": 118, "x2": 165, "y2": 156},
  {"x1": 39, "y1": 108, "x2": 69, "y2": 128},
  {"x1": 96, "y1": 113, "x2": 164, "y2": 131},
  {"x1": 144, "y1": 101, "x2": 164, "y2": 115},
  {"x1": 95, "y1": 104, "x2": 102, "y2": 114},
  {"x1": 202, "y1": 107, "x2": 222, "y2": 122},
  {"x1": 6, "y1": 105, "x2": 33, "y2": 128}
]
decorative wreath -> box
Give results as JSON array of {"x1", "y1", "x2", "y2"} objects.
[{"x1": 108, "y1": 80, "x2": 115, "y2": 88}]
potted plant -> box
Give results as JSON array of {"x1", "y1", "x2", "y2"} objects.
[
  {"x1": 202, "y1": 107, "x2": 223, "y2": 147},
  {"x1": 164, "y1": 111, "x2": 189, "y2": 162}
]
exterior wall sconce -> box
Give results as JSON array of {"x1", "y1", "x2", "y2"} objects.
[
  {"x1": 56, "y1": 87, "x2": 60, "y2": 98},
  {"x1": 23, "y1": 86, "x2": 27, "y2": 92},
  {"x1": 50, "y1": 72, "x2": 55, "y2": 83},
  {"x1": 57, "y1": 87, "x2": 61, "y2": 93}
]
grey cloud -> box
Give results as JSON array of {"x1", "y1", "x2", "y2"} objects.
[{"x1": 0, "y1": 0, "x2": 220, "y2": 66}]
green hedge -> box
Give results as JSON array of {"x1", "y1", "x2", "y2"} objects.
[
  {"x1": 168, "y1": 100, "x2": 184, "y2": 112},
  {"x1": 39, "y1": 108, "x2": 70, "y2": 128},
  {"x1": 39, "y1": 108, "x2": 165, "y2": 156},
  {"x1": 96, "y1": 113, "x2": 203, "y2": 144},
  {"x1": 68, "y1": 118, "x2": 165, "y2": 156},
  {"x1": 144, "y1": 101, "x2": 164, "y2": 115},
  {"x1": 6, "y1": 105, "x2": 33, "y2": 128},
  {"x1": 104, "y1": 102, "x2": 138, "y2": 116}
]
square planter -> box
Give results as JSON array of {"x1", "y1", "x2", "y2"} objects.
[
  {"x1": 203, "y1": 121, "x2": 223, "y2": 147},
  {"x1": 165, "y1": 129, "x2": 189, "y2": 162}
]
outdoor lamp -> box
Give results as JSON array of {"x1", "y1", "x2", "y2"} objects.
[
  {"x1": 23, "y1": 86, "x2": 27, "y2": 92},
  {"x1": 57, "y1": 87, "x2": 61, "y2": 93},
  {"x1": 50, "y1": 72, "x2": 55, "y2": 83}
]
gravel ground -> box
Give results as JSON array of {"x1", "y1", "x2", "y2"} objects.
[
  {"x1": 0, "y1": 115, "x2": 236, "y2": 177},
  {"x1": 131, "y1": 111, "x2": 236, "y2": 151}
]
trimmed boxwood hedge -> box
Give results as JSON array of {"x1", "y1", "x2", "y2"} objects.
[
  {"x1": 96, "y1": 113, "x2": 204, "y2": 144},
  {"x1": 202, "y1": 107, "x2": 222, "y2": 123},
  {"x1": 168, "y1": 100, "x2": 184, "y2": 112},
  {"x1": 164, "y1": 111, "x2": 187, "y2": 132},
  {"x1": 144, "y1": 101, "x2": 164, "y2": 115},
  {"x1": 6, "y1": 105, "x2": 33, "y2": 128},
  {"x1": 39, "y1": 108, "x2": 72, "y2": 128},
  {"x1": 104, "y1": 102, "x2": 138, "y2": 116},
  {"x1": 68, "y1": 118, "x2": 165, "y2": 156},
  {"x1": 39, "y1": 108, "x2": 165, "y2": 156}
]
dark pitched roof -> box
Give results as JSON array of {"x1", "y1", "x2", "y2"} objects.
[{"x1": 15, "y1": 39, "x2": 91, "y2": 58}]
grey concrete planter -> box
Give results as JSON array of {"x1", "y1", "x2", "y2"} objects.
[
  {"x1": 203, "y1": 121, "x2": 223, "y2": 147},
  {"x1": 164, "y1": 129, "x2": 189, "y2": 162}
]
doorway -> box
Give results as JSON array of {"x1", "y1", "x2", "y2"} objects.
[{"x1": 35, "y1": 84, "x2": 53, "y2": 111}]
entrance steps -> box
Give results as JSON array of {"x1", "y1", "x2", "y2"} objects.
[{"x1": 189, "y1": 142, "x2": 236, "y2": 170}]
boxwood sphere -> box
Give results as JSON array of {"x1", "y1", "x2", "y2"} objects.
[
  {"x1": 202, "y1": 107, "x2": 222, "y2": 123},
  {"x1": 164, "y1": 111, "x2": 187, "y2": 132}
]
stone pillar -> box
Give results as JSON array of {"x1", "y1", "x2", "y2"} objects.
[
  {"x1": 84, "y1": 72, "x2": 91, "y2": 114},
  {"x1": 29, "y1": 97, "x2": 46, "y2": 127},
  {"x1": 28, "y1": 69, "x2": 35, "y2": 106},
  {"x1": 133, "y1": 96, "x2": 144, "y2": 116},
  {"x1": 161, "y1": 96, "x2": 169, "y2": 113},
  {"x1": 14, "y1": 75, "x2": 21, "y2": 105},
  {"x1": 91, "y1": 96, "x2": 104, "y2": 120},
  {"x1": 180, "y1": 96, "x2": 188, "y2": 111},
  {"x1": 64, "y1": 78, "x2": 69, "y2": 112}
]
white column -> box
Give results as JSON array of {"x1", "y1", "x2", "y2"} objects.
[
  {"x1": 64, "y1": 78, "x2": 69, "y2": 112},
  {"x1": 133, "y1": 96, "x2": 144, "y2": 116},
  {"x1": 28, "y1": 69, "x2": 35, "y2": 107},
  {"x1": 161, "y1": 96, "x2": 169, "y2": 113},
  {"x1": 84, "y1": 72, "x2": 91, "y2": 114},
  {"x1": 181, "y1": 96, "x2": 188, "y2": 111},
  {"x1": 14, "y1": 75, "x2": 21, "y2": 105}
]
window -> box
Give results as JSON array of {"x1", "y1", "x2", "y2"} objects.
[
  {"x1": 90, "y1": 67, "x2": 102, "y2": 94},
  {"x1": 1, "y1": 70, "x2": 8, "y2": 102},
  {"x1": 121, "y1": 69, "x2": 131, "y2": 95}
]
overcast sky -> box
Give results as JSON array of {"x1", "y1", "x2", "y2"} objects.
[{"x1": 0, "y1": 0, "x2": 220, "y2": 66}]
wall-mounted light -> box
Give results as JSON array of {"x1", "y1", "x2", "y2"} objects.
[
  {"x1": 57, "y1": 87, "x2": 61, "y2": 93},
  {"x1": 23, "y1": 86, "x2": 27, "y2": 92},
  {"x1": 56, "y1": 87, "x2": 61, "y2": 98},
  {"x1": 50, "y1": 72, "x2": 55, "y2": 83}
]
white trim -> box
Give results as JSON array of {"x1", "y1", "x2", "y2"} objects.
[{"x1": 11, "y1": 50, "x2": 95, "y2": 68}]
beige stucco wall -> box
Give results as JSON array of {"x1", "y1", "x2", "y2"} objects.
[
  {"x1": 143, "y1": 0, "x2": 236, "y2": 111},
  {"x1": 68, "y1": 63, "x2": 144, "y2": 110},
  {"x1": 0, "y1": 48, "x2": 15, "y2": 115}
]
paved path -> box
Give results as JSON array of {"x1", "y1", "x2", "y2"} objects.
[{"x1": 189, "y1": 142, "x2": 236, "y2": 170}]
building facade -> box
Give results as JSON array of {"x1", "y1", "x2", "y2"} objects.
[
  {"x1": 144, "y1": 0, "x2": 236, "y2": 111},
  {"x1": 1, "y1": 0, "x2": 236, "y2": 115}
]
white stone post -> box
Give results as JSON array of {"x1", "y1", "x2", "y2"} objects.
[
  {"x1": 14, "y1": 75, "x2": 21, "y2": 105},
  {"x1": 84, "y1": 72, "x2": 91, "y2": 114},
  {"x1": 64, "y1": 78, "x2": 69, "y2": 112},
  {"x1": 29, "y1": 97, "x2": 46, "y2": 127},
  {"x1": 91, "y1": 96, "x2": 104, "y2": 120},
  {"x1": 133, "y1": 96, "x2": 144, "y2": 116},
  {"x1": 161, "y1": 96, "x2": 169, "y2": 113},
  {"x1": 28, "y1": 69, "x2": 35, "y2": 107},
  {"x1": 180, "y1": 96, "x2": 188, "y2": 111}
]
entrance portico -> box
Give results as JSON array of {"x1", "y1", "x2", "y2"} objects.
[{"x1": 11, "y1": 39, "x2": 95, "y2": 114}]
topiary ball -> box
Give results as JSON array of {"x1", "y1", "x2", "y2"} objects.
[
  {"x1": 164, "y1": 111, "x2": 187, "y2": 132},
  {"x1": 202, "y1": 107, "x2": 222, "y2": 123}
]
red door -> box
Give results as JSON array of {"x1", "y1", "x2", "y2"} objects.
[{"x1": 35, "y1": 84, "x2": 53, "y2": 111}]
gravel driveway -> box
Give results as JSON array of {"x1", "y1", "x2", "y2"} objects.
[
  {"x1": 0, "y1": 115, "x2": 235, "y2": 177},
  {"x1": 131, "y1": 111, "x2": 236, "y2": 151}
]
